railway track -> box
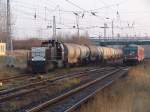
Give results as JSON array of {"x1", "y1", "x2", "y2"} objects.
[
  {"x1": 0, "y1": 74, "x2": 31, "y2": 83},
  {"x1": 0, "y1": 66, "x2": 115, "y2": 103},
  {"x1": 26, "y1": 67, "x2": 129, "y2": 112},
  {"x1": 0, "y1": 67, "x2": 96, "y2": 86},
  {"x1": 0, "y1": 62, "x2": 124, "y2": 85},
  {"x1": 0, "y1": 67, "x2": 95, "y2": 95}
]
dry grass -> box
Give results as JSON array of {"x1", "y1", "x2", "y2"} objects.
[
  {"x1": 0, "y1": 50, "x2": 28, "y2": 65},
  {"x1": 78, "y1": 61, "x2": 150, "y2": 112},
  {"x1": 0, "y1": 56, "x2": 5, "y2": 64},
  {"x1": 61, "y1": 78, "x2": 81, "y2": 88},
  {"x1": 0, "y1": 77, "x2": 82, "y2": 112},
  {"x1": 12, "y1": 50, "x2": 28, "y2": 66},
  {"x1": 0, "y1": 50, "x2": 28, "y2": 80}
]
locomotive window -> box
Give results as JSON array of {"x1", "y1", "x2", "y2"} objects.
[
  {"x1": 32, "y1": 51, "x2": 45, "y2": 57},
  {"x1": 124, "y1": 48, "x2": 137, "y2": 55}
]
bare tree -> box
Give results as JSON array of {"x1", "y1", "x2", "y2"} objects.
[{"x1": 55, "y1": 32, "x2": 92, "y2": 46}]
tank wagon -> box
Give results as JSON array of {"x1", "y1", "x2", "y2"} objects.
[
  {"x1": 27, "y1": 40, "x2": 123, "y2": 73},
  {"x1": 0, "y1": 43, "x2": 6, "y2": 56},
  {"x1": 123, "y1": 45, "x2": 144, "y2": 64}
]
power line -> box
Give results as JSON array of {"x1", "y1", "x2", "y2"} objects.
[
  {"x1": 87, "y1": 0, "x2": 127, "y2": 12},
  {"x1": 65, "y1": 0, "x2": 86, "y2": 11},
  {"x1": 96, "y1": 0, "x2": 107, "y2": 6},
  {"x1": 12, "y1": 0, "x2": 144, "y2": 38}
]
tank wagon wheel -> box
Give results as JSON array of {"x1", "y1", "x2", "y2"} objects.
[
  {"x1": 74, "y1": 63, "x2": 77, "y2": 67},
  {"x1": 83, "y1": 59, "x2": 87, "y2": 65},
  {"x1": 103, "y1": 59, "x2": 107, "y2": 64},
  {"x1": 78, "y1": 59, "x2": 83, "y2": 66},
  {"x1": 64, "y1": 62, "x2": 70, "y2": 68}
]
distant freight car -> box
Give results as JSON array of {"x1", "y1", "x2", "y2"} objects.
[
  {"x1": 123, "y1": 45, "x2": 144, "y2": 64},
  {"x1": 0, "y1": 42, "x2": 6, "y2": 56}
]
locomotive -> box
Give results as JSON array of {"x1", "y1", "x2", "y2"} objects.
[
  {"x1": 27, "y1": 40, "x2": 123, "y2": 73},
  {"x1": 123, "y1": 45, "x2": 144, "y2": 64}
]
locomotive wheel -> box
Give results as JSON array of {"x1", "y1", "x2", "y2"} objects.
[{"x1": 45, "y1": 63, "x2": 55, "y2": 72}]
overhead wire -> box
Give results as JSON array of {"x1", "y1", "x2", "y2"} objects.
[
  {"x1": 12, "y1": 0, "x2": 136, "y2": 37},
  {"x1": 96, "y1": 0, "x2": 107, "y2": 6}
]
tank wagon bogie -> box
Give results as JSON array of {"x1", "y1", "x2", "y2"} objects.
[{"x1": 27, "y1": 40, "x2": 123, "y2": 73}]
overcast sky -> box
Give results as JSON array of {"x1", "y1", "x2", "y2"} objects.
[{"x1": 11, "y1": 0, "x2": 150, "y2": 39}]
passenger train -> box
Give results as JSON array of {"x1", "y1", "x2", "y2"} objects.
[{"x1": 27, "y1": 40, "x2": 123, "y2": 73}]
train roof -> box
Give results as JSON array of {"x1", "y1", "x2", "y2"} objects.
[
  {"x1": 123, "y1": 45, "x2": 144, "y2": 50},
  {"x1": 124, "y1": 44, "x2": 143, "y2": 48}
]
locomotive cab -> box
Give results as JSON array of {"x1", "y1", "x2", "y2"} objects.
[{"x1": 28, "y1": 47, "x2": 47, "y2": 73}]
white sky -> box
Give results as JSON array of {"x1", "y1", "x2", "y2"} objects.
[{"x1": 11, "y1": 0, "x2": 150, "y2": 39}]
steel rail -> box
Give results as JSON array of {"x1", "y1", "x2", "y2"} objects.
[
  {"x1": 64, "y1": 68, "x2": 128, "y2": 112},
  {"x1": 0, "y1": 74, "x2": 30, "y2": 82},
  {"x1": 26, "y1": 68, "x2": 127, "y2": 112},
  {"x1": 0, "y1": 68, "x2": 98, "y2": 95},
  {"x1": 0, "y1": 67, "x2": 114, "y2": 103}
]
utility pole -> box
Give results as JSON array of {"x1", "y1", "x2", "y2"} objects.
[
  {"x1": 104, "y1": 23, "x2": 107, "y2": 39},
  {"x1": 44, "y1": 7, "x2": 47, "y2": 22},
  {"x1": 73, "y1": 12, "x2": 80, "y2": 38},
  {"x1": 112, "y1": 20, "x2": 114, "y2": 39},
  {"x1": 76, "y1": 14, "x2": 80, "y2": 38},
  {"x1": 6, "y1": 0, "x2": 12, "y2": 51},
  {"x1": 100, "y1": 23, "x2": 109, "y2": 39},
  {"x1": 53, "y1": 16, "x2": 56, "y2": 41},
  {"x1": 99, "y1": 32, "x2": 101, "y2": 46},
  {"x1": 6, "y1": 0, "x2": 14, "y2": 67}
]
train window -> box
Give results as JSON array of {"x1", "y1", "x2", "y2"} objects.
[
  {"x1": 123, "y1": 47, "x2": 137, "y2": 55},
  {"x1": 32, "y1": 52, "x2": 44, "y2": 57}
]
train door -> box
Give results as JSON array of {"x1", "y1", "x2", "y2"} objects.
[{"x1": 55, "y1": 42, "x2": 64, "y2": 68}]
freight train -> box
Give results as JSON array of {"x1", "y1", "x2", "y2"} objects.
[
  {"x1": 27, "y1": 40, "x2": 123, "y2": 73},
  {"x1": 123, "y1": 45, "x2": 144, "y2": 64}
]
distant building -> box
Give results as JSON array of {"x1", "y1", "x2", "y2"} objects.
[{"x1": 0, "y1": 42, "x2": 6, "y2": 56}]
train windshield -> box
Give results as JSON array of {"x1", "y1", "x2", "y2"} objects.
[
  {"x1": 123, "y1": 47, "x2": 137, "y2": 55},
  {"x1": 31, "y1": 47, "x2": 46, "y2": 61}
]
